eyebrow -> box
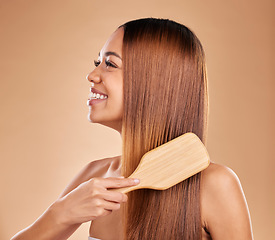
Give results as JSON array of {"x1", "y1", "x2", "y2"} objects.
[{"x1": 98, "y1": 51, "x2": 122, "y2": 60}]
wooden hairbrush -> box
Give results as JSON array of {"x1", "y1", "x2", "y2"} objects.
[{"x1": 116, "y1": 132, "x2": 210, "y2": 193}]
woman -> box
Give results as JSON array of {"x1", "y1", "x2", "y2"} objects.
[{"x1": 11, "y1": 18, "x2": 253, "y2": 240}]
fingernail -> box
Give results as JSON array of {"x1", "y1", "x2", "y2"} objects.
[{"x1": 134, "y1": 178, "x2": 140, "y2": 184}]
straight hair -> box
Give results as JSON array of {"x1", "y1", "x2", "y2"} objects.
[{"x1": 120, "y1": 18, "x2": 209, "y2": 239}]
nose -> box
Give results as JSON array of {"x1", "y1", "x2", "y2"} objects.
[{"x1": 86, "y1": 68, "x2": 101, "y2": 84}]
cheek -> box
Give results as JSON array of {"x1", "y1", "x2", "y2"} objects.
[
  {"x1": 111, "y1": 91, "x2": 123, "y2": 108},
  {"x1": 105, "y1": 75, "x2": 123, "y2": 98}
]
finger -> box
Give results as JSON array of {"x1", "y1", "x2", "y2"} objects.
[
  {"x1": 97, "y1": 208, "x2": 113, "y2": 218},
  {"x1": 100, "y1": 177, "x2": 140, "y2": 189},
  {"x1": 101, "y1": 190, "x2": 128, "y2": 203},
  {"x1": 103, "y1": 201, "x2": 122, "y2": 211}
]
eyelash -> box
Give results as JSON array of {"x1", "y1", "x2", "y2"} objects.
[{"x1": 93, "y1": 60, "x2": 117, "y2": 68}]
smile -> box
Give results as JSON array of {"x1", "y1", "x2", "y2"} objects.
[
  {"x1": 90, "y1": 93, "x2": 108, "y2": 99},
  {"x1": 87, "y1": 88, "x2": 108, "y2": 106},
  {"x1": 89, "y1": 87, "x2": 108, "y2": 99}
]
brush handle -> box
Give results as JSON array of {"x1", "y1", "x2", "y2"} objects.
[{"x1": 114, "y1": 185, "x2": 142, "y2": 194}]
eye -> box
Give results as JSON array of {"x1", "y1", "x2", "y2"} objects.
[
  {"x1": 105, "y1": 59, "x2": 117, "y2": 68},
  {"x1": 94, "y1": 60, "x2": 101, "y2": 67}
]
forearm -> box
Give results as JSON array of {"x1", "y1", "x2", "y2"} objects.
[
  {"x1": 10, "y1": 176, "x2": 135, "y2": 240},
  {"x1": 11, "y1": 200, "x2": 81, "y2": 240}
]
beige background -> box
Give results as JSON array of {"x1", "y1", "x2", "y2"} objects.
[{"x1": 0, "y1": 0, "x2": 274, "y2": 239}]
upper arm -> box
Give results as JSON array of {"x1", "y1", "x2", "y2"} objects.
[{"x1": 201, "y1": 163, "x2": 253, "y2": 240}]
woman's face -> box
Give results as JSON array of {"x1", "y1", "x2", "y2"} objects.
[{"x1": 86, "y1": 28, "x2": 124, "y2": 132}]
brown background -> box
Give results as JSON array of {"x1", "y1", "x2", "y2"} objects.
[{"x1": 1, "y1": 0, "x2": 274, "y2": 239}]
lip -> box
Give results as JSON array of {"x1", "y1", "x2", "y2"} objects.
[
  {"x1": 87, "y1": 88, "x2": 108, "y2": 106},
  {"x1": 87, "y1": 98, "x2": 106, "y2": 106},
  {"x1": 90, "y1": 87, "x2": 108, "y2": 97}
]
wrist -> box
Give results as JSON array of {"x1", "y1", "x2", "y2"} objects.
[
  {"x1": 49, "y1": 198, "x2": 71, "y2": 227},
  {"x1": 48, "y1": 198, "x2": 82, "y2": 239}
]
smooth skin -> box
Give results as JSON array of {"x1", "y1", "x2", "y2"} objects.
[
  {"x1": 11, "y1": 28, "x2": 253, "y2": 240},
  {"x1": 87, "y1": 28, "x2": 124, "y2": 132},
  {"x1": 11, "y1": 28, "x2": 127, "y2": 240},
  {"x1": 86, "y1": 158, "x2": 254, "y2": 240},
  {"x1": 11, "y1": 175, "x2": 139, "y2": 240}
]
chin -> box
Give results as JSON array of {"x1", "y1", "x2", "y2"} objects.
[
  {"x1": 87, "y1": 113, "x2": 94, "y2": 123},
  {"x1": 87, "y1": 110, "x2": 101, "y2": 123},
  {"x1": 87, "y1": 115, "x2": 122, "y2": 132}
]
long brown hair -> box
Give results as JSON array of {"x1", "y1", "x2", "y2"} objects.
[{"x1": 120, "y1": 18, "x2": 208, "y2": 239}]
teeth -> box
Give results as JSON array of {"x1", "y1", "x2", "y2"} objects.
[{"x1": 90, "y1": 92, "x2": 107, "y2": 99}]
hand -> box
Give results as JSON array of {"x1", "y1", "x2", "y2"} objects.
[{"x1": 53, "y1": 177, "x2": 139, "y2": 226}]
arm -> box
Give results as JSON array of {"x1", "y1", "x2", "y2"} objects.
[
  {"x1": 11, "y1": 161, "x2": 96, "y2": 240},
  {"x1": 11, "y1": 161, "x2": 138, "y2": 240},
  {"x1": 10, "y1": 202, "x2": 80, "y2": 240},
  {"x1": 201, "y1": 163, "x2": 253, "y2": 240}
]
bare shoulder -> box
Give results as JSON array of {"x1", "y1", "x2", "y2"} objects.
[
  {"x1": 201, "y1": 163, "x2": 253, "y2": 240},
  {"x1": 201, "y1": 162, "x2": 240, "y2": 189},
  {"x1": 201, "y1": 163, "x2": 253, "y2": 239},
  {"x1": 59, "y1": 156, "x2": 121, "y2": 198},
  {"x1": 201, "y1": 162, "x2": 244, "y2": 217},
  {"x1": 84, "y1": 156, "x2": 121, "y2": 178}
]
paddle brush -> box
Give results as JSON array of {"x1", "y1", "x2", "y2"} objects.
[{"x1": 116, "y1": 132, "x2": 210, "y2": 193}]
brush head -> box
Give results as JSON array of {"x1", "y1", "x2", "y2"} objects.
[{"x1": 116, "y1": 132, "x2": 210, "y2": 193}]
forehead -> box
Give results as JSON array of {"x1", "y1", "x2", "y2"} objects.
[{"x1": 100, "y1": 27, "x2": 124, "y2": 56}]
